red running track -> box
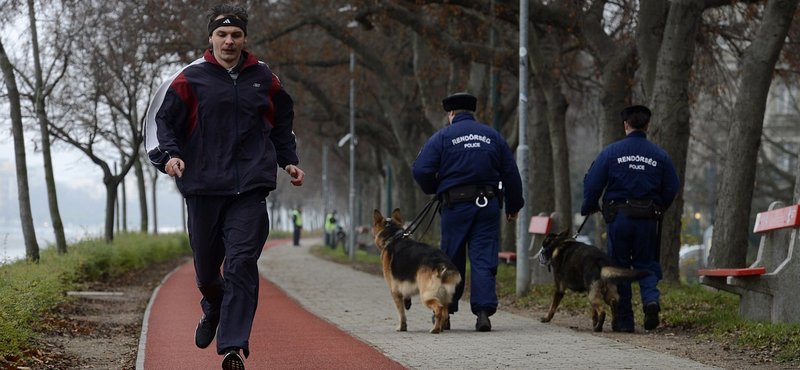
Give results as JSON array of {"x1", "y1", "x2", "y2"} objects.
[{"x1": 142, "y1": 238, "x2": 408, "y2": 370}]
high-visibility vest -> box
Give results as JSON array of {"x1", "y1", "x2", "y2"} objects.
[
  {"x1": 293, "y1": 210, "x2": 303, "y2": 227},
  {"x1": 325, "y1": 214, "x2": 337, "y2": 230}
]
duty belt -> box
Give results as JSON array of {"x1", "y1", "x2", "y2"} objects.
[
  {"x1": 602, "y1": 199, "x2": 664, "y2": 223},
  {"x1": 441, "y1": 184, "x2": 500, "y2": 209}
]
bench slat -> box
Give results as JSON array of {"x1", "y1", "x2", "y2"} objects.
[
  {"x1": 498, "y1": 251, "x2": 517, "y2": 260},
  {"x1": 753, "y1": 205, "x2": 800, "y2": 233},
  {"x1": 698, "y1": 267, "x2": 766, "y2": 277}
]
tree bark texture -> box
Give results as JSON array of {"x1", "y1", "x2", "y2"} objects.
[
  {"x1": 135, "y1": 155, "x2": 148, "y2": 233},
  {"x1": 531, "y1": 26, "x2": 572, "y2": 232},
  {"x1": 28, "y1": 0, "x2": 67, "y2": 254},
  {"x1": 648, "y1": 0, "x2": 704, "y2": 283},
  {"x1": 635, "y1": 0, "x2": 668, "y2": 103},
  {"x1": 0, "y1": 38, "x2": 40, "y2": 262},
  {"x1": 710, "y1": 0, "x2": 800, "y2": 269}
]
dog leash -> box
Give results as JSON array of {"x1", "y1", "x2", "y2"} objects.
[
  {"x1": 404, "y1": 197, "x2": 440, "y2": 239},
  {"x1": 573, "y1": 212, "x2": 593, "y2": 238}
]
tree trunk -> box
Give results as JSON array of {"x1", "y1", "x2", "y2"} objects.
[
  {"x1": 151, "y1": 174, "x2": 158, "y2": 235},
  {"x1": 28, "y1": 0, "x2": 67, "y2": 254},
  {"x1": 648, "y1": 0, "x2": 705, "y2": 283},
  {"x1": 529, "y1": 85, "x2": 555, "y2": 217},
  {"x1": 710, "y1": 0, "x2": 800, "y2": 269},
  {"x1": 104, "y1": 176, "x2": 120, "y2": 243},
  {"x1": 532, "y1": 28, "x2": 572, "y2": 231},
  {"x1": 135, "y1": 155, "x2": 148, "y2": 233},
  {"x1": 0, "y1": 39, "x2": 40, "y2": 262},
  {"x1": 635, "y1": 0, "x2": 668, "y2": 103}
]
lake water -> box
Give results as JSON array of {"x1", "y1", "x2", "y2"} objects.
[{"x1": 0, "y1": 225, "x2": 107, "y2": 263}]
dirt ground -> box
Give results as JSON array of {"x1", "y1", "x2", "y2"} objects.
[{"x1": 8, "y1": 253, "x2": 799, "y2": 370}]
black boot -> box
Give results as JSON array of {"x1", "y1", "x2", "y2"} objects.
[
  {"x1": 644, "y1": 302, "x2": 660, "y2": 331},
  {"x1": 475, "y1": 311, "x2": 491, "y2": 332}
]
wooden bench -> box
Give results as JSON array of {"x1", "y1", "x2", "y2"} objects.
[
  {"x1": 698, "y1": 202, "x2": 800, "y2": 323},
  {"x1": 498, "y1": 216, "x2": 552, "y2": 265},
  {"x1": 498, "y1": 251, "x2": 517, "y2": 264},
  {"x1": 528, "y1": 215, "x2": 554, "y2": 284}
]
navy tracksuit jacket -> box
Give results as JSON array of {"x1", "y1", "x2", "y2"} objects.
[{"x1": 144, "y1": 50, "x2": 298, "y2": 357}]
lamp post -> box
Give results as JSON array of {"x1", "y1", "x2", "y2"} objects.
[
  {"x1": 516, "y1": 0, "x2": 531, "y2": 298},
  {"x1": 348, "y1": 51, "x2": 357, "y2": 260}
]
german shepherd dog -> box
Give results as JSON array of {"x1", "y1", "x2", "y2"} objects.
[
  {"x1": 537, "y1": 229, "x2": 651, "y2": 332},
  {"x1": 372, "y1": 208, "x2": 462, "y2": 334}
]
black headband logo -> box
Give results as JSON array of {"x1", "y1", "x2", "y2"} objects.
[{"x1": 208, "y1": 17, "x2": 247, "y2": 36}]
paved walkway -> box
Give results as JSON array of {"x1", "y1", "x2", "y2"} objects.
[
  {"x1": 260, "y1": 238, "x2": 724, "y2": 370},
  {"x1": 140, "y1": 237, "x2": 723, "y2": 369}
]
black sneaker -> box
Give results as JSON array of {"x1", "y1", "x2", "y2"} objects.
[
  {"x1": 222, "y1": 348, "x2": 245, "y2": 370},
  {"x1": 644, "y1": 302, "x2": 661, "y2": 331},
  {"x1": 476, "y1": 311, "x2": 491, "y2": 332},
  {"x1": 194, "y1": 315, "x2": 219, "y2": 349}
]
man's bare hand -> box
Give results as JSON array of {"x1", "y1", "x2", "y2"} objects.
[
  {"x1": 506, "y1": 212, "x2": 518, "y2": 223},
  {"x1": 166, "y1": 158, "x2": 184, "y2": 178},
  {"x1": 286, "y1": 165, "x2": 305, "y2": 186}
]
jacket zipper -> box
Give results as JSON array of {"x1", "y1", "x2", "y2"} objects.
[{"x1": 230, "y1": 70, "x2": 241, "y2": 194}]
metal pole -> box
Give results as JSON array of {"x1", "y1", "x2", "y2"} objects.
[
  {"x1": 516, "y1": 0, "x2": 531, "y2": 298},
  {"x1": 323, "y1": 145, "x2": 329, "y2": 213},
  {"x1": 348, "y1": 51, "x2": 357, "y2": 260}
]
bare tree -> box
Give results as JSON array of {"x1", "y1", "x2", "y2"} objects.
[
  {"x1": 22, "y1": 0, "x2": 68, "y2": 253},
  {"x1": 710, "y1": 0, "x2": 800, "y2": 269},
  {"x1": 0, "y1": 37, "x2": 39, "y2": 262}
]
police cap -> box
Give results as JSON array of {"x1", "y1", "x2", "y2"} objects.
[
  {"x1": 620, "y1": 105, "x2": 651, "y2": 124},
  {"x1": 442, "y1": 93, "x2": 477, "y2": 112}
]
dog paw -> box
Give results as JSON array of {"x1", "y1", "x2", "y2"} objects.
[
  {"x1": 429, "y1": 327, "x2": 441, "y2": 334},
  {"x1": 403, "y1": 298, "x2": 411, "y2": 310},
  {"x1": 540, "y1": 317, "x2": 551, "y2": 323},
  {"x1": 397, "y1": 323, "x2": 407, "y2": 331}
]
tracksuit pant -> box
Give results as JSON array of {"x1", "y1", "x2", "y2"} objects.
[
  {"x1": 185, "y1": 188, "x2": 270, "y2": 358},
  {"x1": 440, "y1": 200, "x2": 501, "y2": 317},
  {"x1": 606, "y1": 213, "x2": 662, "y2": 329}
]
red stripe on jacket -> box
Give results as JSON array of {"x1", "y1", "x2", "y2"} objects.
[
  {"x1": 170, "y1": 73, "x2": 198, "y2": 136},
  {"x1": 263, "y1": 73, "x2": 281, "y2": 128}
]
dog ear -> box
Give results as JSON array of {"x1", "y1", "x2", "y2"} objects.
[
  {"x1": 391, "y1": 208, "x2": 403, "y2": 224},
  {"x1": 561, "y1": 227, "x2": 570, "y2": 236},
  {"x1": 373, "y1": 209, "x2": 384, "y2": 227}
]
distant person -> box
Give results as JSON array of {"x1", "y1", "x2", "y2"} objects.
[
  {"x1": 324, "y1": 210, "x2": 339, "y2": 248},
  {"x1": 292, "y1": 206, "x2": 303, "y2": 246},
  {"x1": 412, "y1": 92, "x2": 524, "y2": 332},
  {"x1": 581, "y1": 105, "x2": 680, "y2": 333},
  {"x1": 143, "y1": 4, "x2": 305, "y2": 369}
]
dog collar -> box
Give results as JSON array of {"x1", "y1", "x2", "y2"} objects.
[{"x1": 381, "y1": 229, "x2": 407, "y2": 248}]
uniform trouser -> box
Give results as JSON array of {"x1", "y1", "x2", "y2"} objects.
[
  {"x1": 440, "y1": 200, "x2": 500, "y2": 316},
  {"x1": 185, "y1": 189, "x2": 270, "y2": 358},
  {"x1": 293, "y1": 226, "x2": 301, "y2": 245},
  {"x1": 606, "y1": 213, "x2": 662, "y2": 328}
]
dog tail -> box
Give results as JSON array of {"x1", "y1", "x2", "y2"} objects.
[
  {"x1": 438, "y1": 264, "x2": 462, "y2": 286},
  {"x1": 601, "y1": 267, "x2": 651, "y2": 285}
]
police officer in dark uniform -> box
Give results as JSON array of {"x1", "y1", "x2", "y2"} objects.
[
  {"x1": 581, "y1": 105, "x2": 680, "y2": 332},
  {"x1": 412, "y1": 92, "x2": 524, "y2": 332}
]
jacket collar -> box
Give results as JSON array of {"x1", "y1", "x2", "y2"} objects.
[
  {"x1": 451, "y1": 112, "x2": 475, "y2": 124},
  {"x1": 203, "y1": 49, "x2": 259, "y2": 71},
  {"x1": 626, "y1": 130, "x2": 647, "y2": 139}
]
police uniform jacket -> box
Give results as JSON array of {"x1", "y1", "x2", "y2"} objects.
[
  {"x1": 143, "y1": 50, "x2": 298, "y2": 196},
  {"x1": 412, "y1": 113, "x2": 524, "y2": 214},
  {"x1": 581, "y1": 131, "x2": 680, "y2": 216}
]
